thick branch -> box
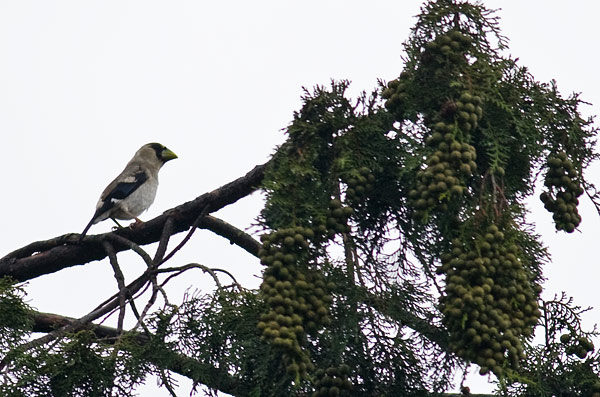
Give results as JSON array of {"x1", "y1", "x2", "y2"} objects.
[
  {"x1": 0, "y1": 163, "x2": 267, "y2": 282},
  {"x1": 198, "y1": 215, "x2": 262, "y2": 256},
  {"x1": 31, "y1": 311, "x2": 136, "y2": 341}
]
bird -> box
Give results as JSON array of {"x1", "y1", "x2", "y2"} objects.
[{"x1": 79, "y1": 142, "x2": 177, "y2": 242}]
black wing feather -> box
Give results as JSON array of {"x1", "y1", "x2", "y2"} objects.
[
  {"x1": 106, "y1": 171, "x2": 148, "y2": 201},
  {"x1": 96, "y1": 170, "x2": 148, "y2": 215},
  {"x1": 79, "y1": 170, "x2": 148, "y2": 242}
]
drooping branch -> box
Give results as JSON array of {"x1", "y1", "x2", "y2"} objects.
[
  {"x1": 102, "y1": 241, "x2": 127, "y2": 333},
  {"x1": 0, "y1": 163, "x2": 267, "y2": 282},
  {"x1": 0, "y1": 260, "x2": 156, "y2": 370},
  {"x1": 27, "y1": 310, "x2": 476, "y2": 397},
  {"x1": 29, "y1": 311, "x2": 244, "y2": 395}
]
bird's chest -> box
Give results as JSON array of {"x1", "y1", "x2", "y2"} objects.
[{"x1": 113, "y1": 180, "x2": 158, "y2": 219}]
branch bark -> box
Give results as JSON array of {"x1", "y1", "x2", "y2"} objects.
[
  {"x1": 198, "y1": 215, "x2": 262, "y2": 256},
  {"x1": 0, "y1": 163, "x2": 267, "y2": 282}
]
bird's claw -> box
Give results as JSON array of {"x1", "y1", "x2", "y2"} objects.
[{"x1": 129, "y1": 218, "x2": 144, "y2": 229}]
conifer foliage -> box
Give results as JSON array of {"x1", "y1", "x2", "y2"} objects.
[{"x1": 1, "y1": 1, "x2": 600, "y2": 396}]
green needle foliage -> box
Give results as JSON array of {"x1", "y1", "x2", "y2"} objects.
[{"x1": 1, "y1": 1, "x2": 600, "y2": 396}]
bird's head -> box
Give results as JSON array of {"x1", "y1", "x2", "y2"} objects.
[{"x1": 135, "y1": 143, "x2": 178, "y2": 166}]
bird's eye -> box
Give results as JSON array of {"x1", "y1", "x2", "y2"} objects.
[{"x1": 148, "y1": 143, "x2": 164, "y2": 158}]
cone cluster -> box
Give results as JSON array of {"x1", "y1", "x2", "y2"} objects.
[
  {"x1": 382, "y1": 71, "x2": 411, "y2": 120},
  {"x1": 423, "y1": 30, "x2": 473, "y2": 64},
  {"x1": 453, "y1": 92, "x2": 483, "y2": 132},
  {"x1": 343, "y1": 167, "x2": 375, "y2": 204},
  {"x1": 437, "y1": 224, "x2": 542, "y2": 376},
  {"x1": 258, "y1": 227, "x2": 334, "y2": 379},
  {"x1": 409, "y1": 120, "x2": 477, "y2": 217},
  {"x1": 560, "y1": 333, "x2": 595, "y2": 359},
  {"x1": 324, "y1": 199, "x2": 354, "y2": 238},
  {"x1": 312, "y1": 364, "x2": 353, "y2": 397},
  {"x1": 540, "y1": 151, "x2": 584, "y2": 233}
]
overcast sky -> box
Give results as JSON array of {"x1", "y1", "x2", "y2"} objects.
[{"x1": 1, "y1": 1, "x2": 599, "y2": 395}]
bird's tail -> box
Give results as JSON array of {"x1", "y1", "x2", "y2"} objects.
[{"x1": 79, "y1": 218, "x2": 95, "y2": 243}]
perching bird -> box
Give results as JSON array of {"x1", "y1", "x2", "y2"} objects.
[{"x1": 79, "y1": 143, "x2": 177, "y2": 242}]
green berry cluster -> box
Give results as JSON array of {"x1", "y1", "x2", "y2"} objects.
[
  {"x1": 408, "y1": 121, "x2": 477, "y2": 217},
  {"x1": 560, "y1": 333, "x2": 595, "y2": 359},
  {"x1": 437, "y1": 224, "x2": 542, "y2": 377},
  {"x1": 422, "y1": 30, "x2": 473, "y2": 64},
  {"x1": 540, "y1": 152, "x2": 584, "y2": 233},
  {"x1": 453, "y1": 92, "x2": 483, "y2": 132},
  {"x1": 258, "y1": 227, "x2": 334, "y2": 379},
  {"x1": 342, "y1": 167, "x2": 375, "y2": 204},
  {"x1": 323, "y1": 199, "x2": 354, "y2": 238},
  {"x1": 312, "y1": 364, "x2": 352, "y2": 397},
  {"x1": 381, "y1": 71, "x2": 411, "y2": 120}
]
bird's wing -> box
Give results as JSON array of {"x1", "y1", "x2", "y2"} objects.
[
  {"x1": 80, "y1": 168, "x2": 148, "y2": 242},
  {"x1": 94, "y1": 168, "x2": 148, "y2": 219}
]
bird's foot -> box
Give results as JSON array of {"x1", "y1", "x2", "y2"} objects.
[
  {"x1": 111, "y1": 218, "x2": 125, "y2": 229},
  {"x1": 129, "y1": 218, "x2": 144, "y2": 229}
]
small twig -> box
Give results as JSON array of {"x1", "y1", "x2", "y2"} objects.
[
  {"x1": 158, "y1": 205, "x2": 211, "y2": 266},
  {"x1": 133, "y1": 279, "x2": 166, "y2": 332},
  {"x1": 106, "y1": 234, "x2": 154, "y2": 268},
  {"x1": 159, "y1": 371, "x2": 178, "y2": 397},
  {"x1": 157, "y1": 284, "x2": 170, "y2": 306},
  {"x1": 0, "y1": 264, "x2": 155, "y2": 371},
  {"x1": 584, "y1": 183, "x2": 600, "y2": 217},
  {"x1": 89, "y1": 238, "x2": 153, "y2": 315},
  {"x1": 210, "y1": 269, "x2": 242, "y2": 290},
  {"x1": 125, "y1": 296, "x2": 155, "y2": 339},
  {"x1": 103, "y1": 233, "x2": 163, "y2": 331},
  {"x1": 102, "y1": 241, "x2": 127, "y2": 333},
  {"x1": 134, "y1": 216, "x2": 175, "y2": 329},
  {"x1": 154, "y1": 217, "x2": 175, "y2": 264},
  {"x1": 156, "y1": 263, "x2": 222, "y2": 289}
]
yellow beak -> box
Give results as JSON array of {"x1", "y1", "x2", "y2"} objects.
[{"x1": 161, "y1": 148, "x2": 178, "y2": 162}]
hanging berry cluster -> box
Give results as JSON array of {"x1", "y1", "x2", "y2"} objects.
[
  {"x1": 381, "y1": 71, "x2": 411, "y2": 120},
  {"x1": 324, "y1": 199, "x2": 353, "y2": 237},
  {"x1": 408, "y1": 120, "x2": 478, "y2": 217},
  {"x1": 437, "y1": 224, "x2": 542, "y2": 377},
  {"x1": 382, "y1": 29, "x2": 479, "y2": 123},
  {"x1": 258, "y1": 199, "x2": 353, "y2": 380},
  {"x1": 341, "y1": 167, "x2": 375, "y2": 206},
  {"x1": 453, "y1": 92, "x2": 483, "y2": 132},
  {"x1": 539, "y1": 151, "x2": 584, "y2": 233},
  {"x1": 560, "y1": 333, "x2": 595, "y2": 359},
  {"x1": 422, "y1": 29, "x2": 473, "y2": 64},
  {"x1": 258, "y1": 227, "x2": 333, "y2": 379},
  {"x1": 311, "y1": 364, "x2": 353, "y2": 397},
  {"x1": 384, "y1": 29, "x2": 483, "y2": 222}
]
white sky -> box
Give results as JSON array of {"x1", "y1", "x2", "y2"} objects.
[{"x1": 1, "y1": 1, "x2": 599, "y2": 395}]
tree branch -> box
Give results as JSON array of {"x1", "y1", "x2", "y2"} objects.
[
  {"x1": 29, "y1": 310, "x2": 243, "y2": 395},
  {"x1": 102, "y1": 241, "x2": 127, "y2": 333},
  {"x1": 0, "y1": 163, "x2": 267, "y2": 282},
  {"x1": 28, "y1": 310, "x2": 484, "y2": 397},
  {"x1": 197, "y1": 215, "x2": 262, "y2": 257}
]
